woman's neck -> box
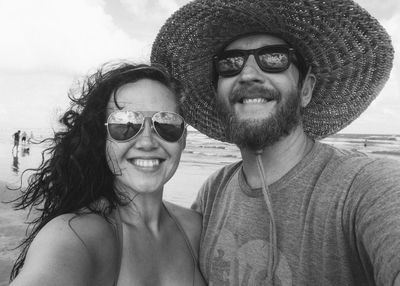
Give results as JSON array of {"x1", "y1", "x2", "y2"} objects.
[{"x1": 117, "y1": 187, "x2": 165, "y2": 234}]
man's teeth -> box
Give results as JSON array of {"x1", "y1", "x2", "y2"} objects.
[
  {"x1": 132, "y1": 159, "x2": 160, "y2": 167},
  {"x1": 242, "y1": 98, "x2": 268, "y2": 104}
]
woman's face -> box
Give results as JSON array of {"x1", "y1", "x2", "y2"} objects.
[{"x1": 105, "y1": 79, "x2": 186, "y2": 195}]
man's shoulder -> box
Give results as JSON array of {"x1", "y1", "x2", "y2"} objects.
[
  {"x1": 199, "y1": 161, "x2": 242, "y2": 194},
  {"x1": 316, "y1": 141, "x2": 400, "y2": 183},
  {"x1": 205, "y1": 161, "x2": 242, "y2": 184},
  {"x1": 192, "y1": 161, "x2": 242, "y2": 215},
  {"x1": 316, "y1": 141, "x2": 377, "y2": 168},
  {"x1": 193, "y1": 161, "x2": 241, "y2": 205},
  {"x1": 353, "y1": 156, "x2": 400, "y2": 184}
]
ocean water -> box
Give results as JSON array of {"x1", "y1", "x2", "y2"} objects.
[{"x1": 1, "y1": 128, "x2": 400, "y2": 206}]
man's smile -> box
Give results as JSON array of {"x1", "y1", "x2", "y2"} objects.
[{"x1": 241, "y1": 98, "x2": 271, "y2": 104}]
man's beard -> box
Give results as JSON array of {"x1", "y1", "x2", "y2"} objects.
[{"x1": 216, "y1": 85, "x2": 302, "y2": 150}]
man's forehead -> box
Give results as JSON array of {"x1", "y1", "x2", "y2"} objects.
[{"x1": 224, "y1": 34, "x2": 288, "y2": 50}]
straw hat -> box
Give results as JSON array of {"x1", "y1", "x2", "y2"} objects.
[{"x1": 151, "y1": 0, "x2": 394, "y2": 141}]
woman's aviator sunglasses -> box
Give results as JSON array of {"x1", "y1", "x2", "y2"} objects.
[
  {"x1": 213, "y1": 45, "x2": 298, "y2": 77},
  {"x1": 105, "y1": 111, "x2": 186, "y2": 143}
]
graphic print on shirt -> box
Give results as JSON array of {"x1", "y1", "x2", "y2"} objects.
[{"x1": 208, "y1": 228, "x2": 292, "y2": 286}]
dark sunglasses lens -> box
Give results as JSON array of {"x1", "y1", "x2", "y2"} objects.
[
  {"x1": 216, "y1": 52, "x2": 245, "y2": 76},
  {"x1": 153, "y1": 112, "x2": 185, "y2": 142},
  {"x1": 154, "y1": 122, "x2": 184, "y2": 142},
  {"x1": 258, "y1": 48, "x2": 290, "y2": 71},
  {"x1": 108, "y1": 123, "x2": 142, "y2": 141}
]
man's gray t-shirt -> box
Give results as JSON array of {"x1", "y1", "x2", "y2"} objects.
[{"x1": 192, "y1": 141, "x2": 400, "y2": 286}]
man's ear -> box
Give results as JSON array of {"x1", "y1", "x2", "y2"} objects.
[{"x1": 300, "y1": 72, "x2": 316, "y2": 108}]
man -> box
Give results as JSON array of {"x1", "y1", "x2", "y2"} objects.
[{"x1": 151, "y1": 0, "x2": 400, "y2": 285}]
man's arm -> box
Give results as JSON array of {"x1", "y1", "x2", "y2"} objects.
[
  {"x1": 352, "y1": 159, "x2": 400, "y2": 286},
  {"x1": 395, "y1": 274, "x2": 400, "y2": 286}
]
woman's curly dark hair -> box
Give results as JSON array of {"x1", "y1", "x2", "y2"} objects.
[{"x1": 9, "y1": 61, "x2": 184, "y2": 280}]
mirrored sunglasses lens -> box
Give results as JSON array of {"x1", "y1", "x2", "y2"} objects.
[
  {"x1": 217, "y1": 55, "x2": 245, "y2": 76},
  {"x1": 154, "y1": 122, "x2": 184, "y2": 142},
  {"x1": 153, "y1": 112, "x2": 185, "y2": 142},
  {"x1": 107, "y1": 111, "x2": 143, "y2": 141},
  {"x1": 258, "y1": 50, "x2": 290, "y2": 70},
  {"x1": 108, "y1": 123, "x2": 142, "y2": 141}
]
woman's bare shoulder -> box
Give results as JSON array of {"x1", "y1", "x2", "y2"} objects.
[
  {"x1": 52, "y1": 212, "x2": 119, "y2": 271},
  {"x1": 54, "y1": 212, "x2": 117, "y2": 246},
  {"x1": 28, "y1": 212, "x2": 117, "y2": 251},
  {"x1": 12, "y1": 212, "x2": 119, "y2": 286}
]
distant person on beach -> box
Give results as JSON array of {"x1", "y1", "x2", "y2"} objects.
[
  {"x1": 9, "y1": 63, "x2": 206, "y2": 286},
  {"x1": 12, "y1": 130, "x2": 20, "y2": 150},
  {"x1": 20, "y1": 131, "x2": 27, "y2": 145},
  {"x1": 152, "y1": 0, "x2": 400, "y2": 285}
]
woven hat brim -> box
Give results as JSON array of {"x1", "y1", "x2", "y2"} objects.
[{"x1": 151, "y1": 0, "x2": 394, "y2": 141}]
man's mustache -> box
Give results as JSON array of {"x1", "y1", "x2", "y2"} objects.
[{"x1": 230, "y1": 84, "x2": 281, "y2": 103}]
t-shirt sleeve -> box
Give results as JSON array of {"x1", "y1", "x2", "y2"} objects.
[
  {"x1": 190, "y1": 168, "x2": 223, "y2": 214},
  {"x1": 352, "y1": 158, "x2": 400, "y2": 286},
  {"x1": 191, "y1": 161, "x2": 242, "y2": 216},
  {"x1": 191, "y1": 180, "x2": 208, "y2": 214}
]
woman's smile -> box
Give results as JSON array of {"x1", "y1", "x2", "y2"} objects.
[{"x1": 129, "y1": 158, "x2": 163, "y2": 169}]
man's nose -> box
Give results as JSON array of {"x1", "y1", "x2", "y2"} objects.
[{"x1": 238, "y1": 55, "x2": 265, "y2": 83}]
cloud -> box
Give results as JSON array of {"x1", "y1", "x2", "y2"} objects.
[
  {"x1": 0, "y1": 72, "x2": 73, "y2": 132},
  {"x1": 0, "y1": 0, "x2": 146, "y2": 75},
  {"x1": 355, "y1": 0, "x2": 400, "y2": 20},
  {"x1": 116, "y1": 0, "x2": 182, "y2": 42},
  {"x1": 343, "y1": 68, "x2": 400, "y2": 134},
  {"x1": 382, "y1": 12, "x2": 400, "y2": 81},
  {"x1": 120, "y1": 0, "x2": 180, "y2": 19},
  {"x1": 360, "y1": 12, "x2": 400, "y2": 132}
]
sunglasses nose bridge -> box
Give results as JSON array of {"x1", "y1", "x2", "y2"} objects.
[
  {"x1": 133, "y1": 118, "x2": 159, "y2": 149},
  {"x1": 140, "y1": 117, "x2": 156, "y2": 136},
  {"x1": 238, "y1": 53, "x2": 265, "y2": 80},
  {"x1": 245, "y1": 53, "x2": 258, "y2": 66}
]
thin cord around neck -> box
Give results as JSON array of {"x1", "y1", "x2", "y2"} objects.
[{"x1": 255, "y1": 151, "x2": 278, "y2": 284}]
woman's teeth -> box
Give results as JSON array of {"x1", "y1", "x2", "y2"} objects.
[
  {"x1": 132, "y1": 159, "x2": 160, "y2": 167},
  {"x1": 242, "y1": 98, "x2": 268, "y2": 104}
]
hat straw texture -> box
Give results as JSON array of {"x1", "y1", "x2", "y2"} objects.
[{"x1": 151, "y1": 0, "x2": 394, "y2": 141}]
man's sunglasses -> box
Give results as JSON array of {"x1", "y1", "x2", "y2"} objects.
[
  {"x1": 105, "y1": 111, "x2": 186, "y2": 143},
  {"x1": 213, "y1": 45, "x2": 298, "y2": 77}
]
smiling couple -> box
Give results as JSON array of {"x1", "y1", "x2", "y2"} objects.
[{"x1": 9, "y1": 0, "x2": 400, "y2": 286}]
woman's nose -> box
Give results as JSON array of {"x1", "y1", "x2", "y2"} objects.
[{"x1": 134, "y1": 118, "x2": 158, "y2": 149}]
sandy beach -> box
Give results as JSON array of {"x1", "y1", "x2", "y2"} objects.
[{"x1": 0, "y1": 132, "x2": 399, "y2": 284}]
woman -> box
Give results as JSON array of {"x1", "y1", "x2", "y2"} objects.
[{"x1": 10, "y1": 63, "x2": 206, "y2": 286}]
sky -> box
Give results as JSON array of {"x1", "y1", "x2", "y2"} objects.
[{"x1": 0, "y1": 0, "x2": 399, "y2": 136}]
